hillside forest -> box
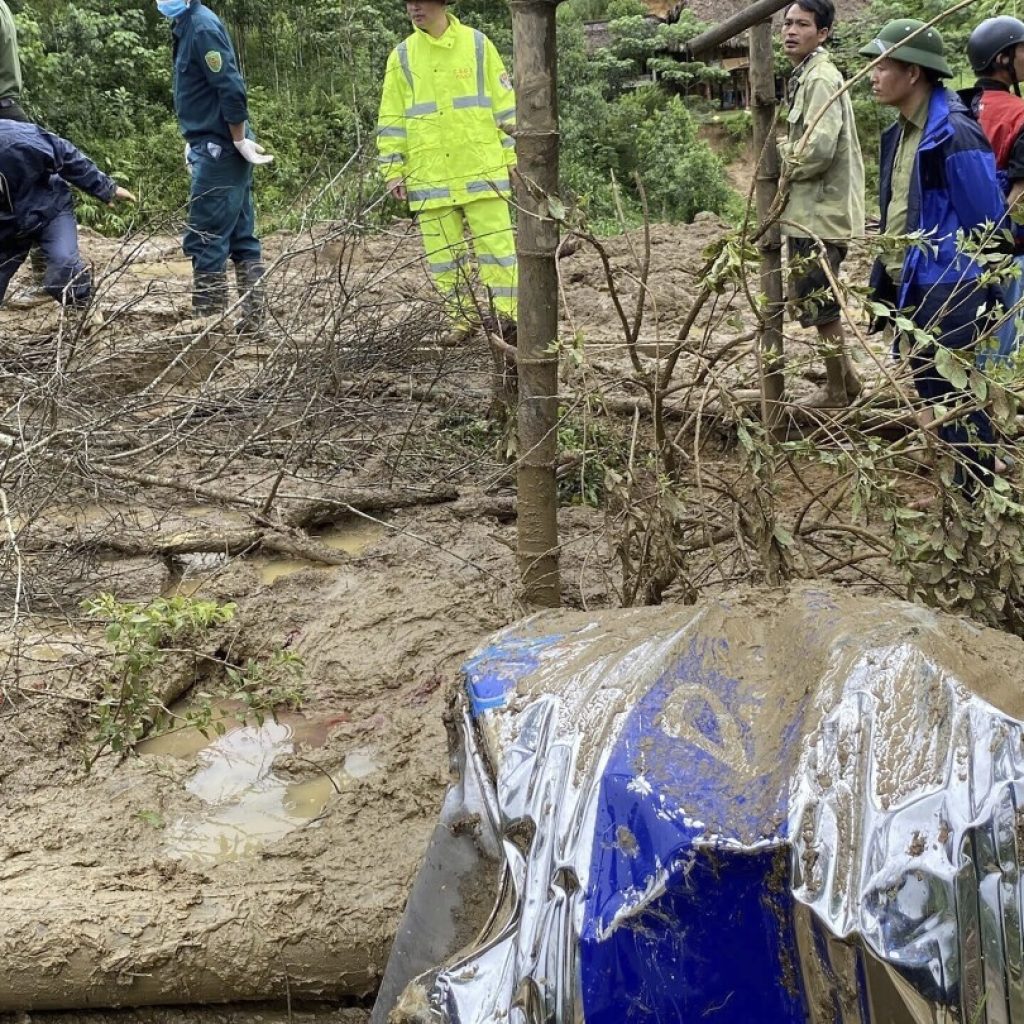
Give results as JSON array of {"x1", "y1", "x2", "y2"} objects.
[{"x1": 9, "y1": 0, "x2": 1012, "y2": 238}]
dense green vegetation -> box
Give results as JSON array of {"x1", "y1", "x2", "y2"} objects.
[
  {"x1": 10, "y1": 0, "x2": 736, "y2": 233},
  {"x1": 10, "y1": 0, "x2": 1010, "y2": 235}
]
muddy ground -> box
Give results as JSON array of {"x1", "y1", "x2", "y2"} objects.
[{"x1": 0, "y1": 209, "x2": 902, "y2": 1020}]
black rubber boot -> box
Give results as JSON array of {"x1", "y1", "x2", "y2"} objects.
[
  {"x1": 191, "y1": 271, "x2": 229, "y2": 317},
  {"x1": 233, "y1": 260, "x2": 266, "y2": 334}
]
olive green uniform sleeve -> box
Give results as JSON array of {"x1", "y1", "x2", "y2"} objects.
[
  {"x1": 0, "y1": 0, "x2": 22, "y2": 102},
  {"x1": 780, "y1": 70, "x2": 843, "y2": 182}
]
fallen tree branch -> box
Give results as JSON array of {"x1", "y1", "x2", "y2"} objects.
[{"x1": 24, "y1": 524, "x2": 351, "y2": 566}]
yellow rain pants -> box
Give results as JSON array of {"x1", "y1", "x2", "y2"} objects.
[
  {"x1": 377, "y1": 12, "x2": 517, "y2": 323},
  {"x1": 418, "y1": 196, "x2": 517, "y2": 323}
]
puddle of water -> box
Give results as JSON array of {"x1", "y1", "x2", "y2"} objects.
[
  {"x1": 257, "y1": 517, "x2": 386, "y2": 585},
  {"x1": 140, "y1": 701, "x2": 377, "y2": 865},
  {"x1": 139, "y1": 699, "x2": 353, "y2": 758},
  {"x1": 259, "y1": 558, "x2": 311, "y2": 585},
  {"x1": 161, "y1": 551, "x2": 232, "y2": 598},
  {"x1": 162, "y1": 577, "x2": 206, "y2": 599},
  {"x1": 130, "y1": 260, "x2": 193, "y2": 279}
]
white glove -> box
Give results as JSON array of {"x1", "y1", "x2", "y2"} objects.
[
  {"x1": 233, "y1": 138, "x2": 274, "y2": 165},
  {"x1": 184, "y1": 142, "x2": 192, "y2": 176}
]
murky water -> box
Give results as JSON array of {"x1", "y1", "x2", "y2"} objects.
[
  {"x1": 140, "y1": 705, "x2": 379, "y2": 865},
  {"x1": 160, "y1": 515, "x2": 387, "y2": 593},
  {"x1": 129, "y1": 259, "x2": 193, "y2": 279},
  {"x1": 258, "y1": 517, "x2": 386, "y2": 584}
]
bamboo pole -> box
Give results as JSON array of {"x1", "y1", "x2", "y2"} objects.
[
  {"x1": 749, "y1": 19, "x2": 786, "y2": 432},
  {"x1": 509, "y1": 0, "x2": 563, "y2": 609}
]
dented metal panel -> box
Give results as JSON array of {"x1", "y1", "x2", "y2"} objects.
[{"x1": 377, "y1": 585, "x2": 1024, "y2": 1024}]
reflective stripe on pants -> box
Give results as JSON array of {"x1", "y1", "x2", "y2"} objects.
[{"x1": 417, "y1": 196, "x2": 517, "y2": 322}]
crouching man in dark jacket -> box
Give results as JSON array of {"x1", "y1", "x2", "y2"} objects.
[
  {"x1": 0, "y1": 120, "x2": 135, "y2": 307},
  {"x1": 860, "y1": 19, "x2": 1007, "y2": 494}
]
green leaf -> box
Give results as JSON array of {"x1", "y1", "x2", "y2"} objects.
[
  {"x1": 547, "y1": 196, "x2": 567, "y2": 221},
  {"x1": 773, "y1": 523, "x2": 794, "y2": 548},
  {"x1": 934, "y1": 347, "x2": 968, "y2": 390}
]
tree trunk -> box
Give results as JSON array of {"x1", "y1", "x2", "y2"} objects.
[
  {"x1": 509, "y1": 0, "x2": 563, "y2": 609},
  {"x1": 685, "y1": 0, "x2": 797, "y2": 58},
  {"x1": 749, "y1": 20, "x2": 786, "y2": 434}
]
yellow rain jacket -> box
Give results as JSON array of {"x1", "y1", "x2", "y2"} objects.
[{"x1": 376, "y1": 13, "x2": 517, "y2": 211}]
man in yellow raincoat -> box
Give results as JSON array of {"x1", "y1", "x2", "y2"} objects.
[{"x1": 377, "y1": 0, "x2": 517, "y2": 345}]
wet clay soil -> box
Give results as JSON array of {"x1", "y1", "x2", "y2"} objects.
[{"x1": 0, "y1": 213, "x2": 910, "y2": 1019}]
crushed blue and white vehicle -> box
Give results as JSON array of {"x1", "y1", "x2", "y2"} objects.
[{"x1": 372, "y1": 584, "x2": 1024, "y2": 1024}]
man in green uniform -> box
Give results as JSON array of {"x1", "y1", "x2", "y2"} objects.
[
  {"x1": 860, "y1": 19, "x2": 1006, "y2": 494},
  {"x1": 779, "y1": 0, "x2": 865, "y2": 406},
  {"x1": 158, "y1": 0, "x2": 273, "y2": 331}
]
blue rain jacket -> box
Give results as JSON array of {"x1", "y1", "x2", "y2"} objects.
[
  {"x1": 171, "y1": 0, "x2": 249, "y2": 147},
  {"x1": 869, "y1": 88, "x2": 1006, "y2": 348},
  {"x1": 0, "y1": 120, "x2": 116, "y2": 241}
]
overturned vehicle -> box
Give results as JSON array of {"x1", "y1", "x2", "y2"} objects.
[{"x1": 373, "y1": 583, "x2": 1024, "y2": 1024}]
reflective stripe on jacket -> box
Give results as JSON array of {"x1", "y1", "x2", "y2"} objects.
[
  {"x1": 376, "y1": 13, "x2": 516, "y2": 211},
  {"x1": 869, "y1": 88, "x2": 1007, "y2": 348},
  {"x1": 779, "y1": 49, "x2": 865, "y2": 242},
  {"x1": 0, "y1": 120, "x2": 116, "y2": 241}
]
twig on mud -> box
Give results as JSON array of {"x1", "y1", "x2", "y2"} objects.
[
  {"x1": 0, "y1": 488, "x2": 23, "y2": 624},
  {"x1": 292, "y1": 754, "x2": 343, "y2": 795}
]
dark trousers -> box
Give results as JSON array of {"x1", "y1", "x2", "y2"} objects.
[
  {"x1": 911, "y1": 349, "x2": 995, "y2": 493},
  {"x1": 184, "y1": 142, "x2": 262, "y2": 274},
  {"x1": 0, "y1": 98, "x2": 47, "y2": 284},
  {"x1": 0, "y1": 211, "x2": 91, "y2": 307}
]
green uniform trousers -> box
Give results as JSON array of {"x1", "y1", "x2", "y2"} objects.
[{"x1": 417, "y1": 196, "x2": 517, "y2": 324}]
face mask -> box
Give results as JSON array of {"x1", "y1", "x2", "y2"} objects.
[{"x1": 156, "y1": 0, "x2": 188, "y2": 19}]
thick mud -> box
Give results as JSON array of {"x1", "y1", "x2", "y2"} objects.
[
  {"x1": 0, "y1": 211, "x2": 902, "y2": 1018},
  {"x1": 0, "y1": 1006, "x2": 369, "y2": 1024}
]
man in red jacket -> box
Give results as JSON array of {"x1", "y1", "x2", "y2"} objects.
[{"x1": 964, "y1": 16, "x2": 1024, "y2": 365}]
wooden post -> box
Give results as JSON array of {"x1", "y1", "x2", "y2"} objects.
[
  {"x1": 509, "y1": 0, "x2": 563, "y2": 608},
  {"x1": 749, "y1": 19, "x2": 786, "y2": 430},
  {"x1": 684, "y1": 0, "x2": 795, "y2": 58}
]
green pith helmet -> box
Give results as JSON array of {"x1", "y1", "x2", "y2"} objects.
[{"x1": 859, "y1": 18, "x2": 954, "y2": 78}]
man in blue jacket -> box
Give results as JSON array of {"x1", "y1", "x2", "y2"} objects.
[
  {"x1": 0, "y1": 121, "x2": 135, "y2": 307},
  {"x1": 860, "y1": 19, "x2": 1006, "y2": 494},
  {"x1": 157, "y1": 0, "x2": 273, "y2": 330}
]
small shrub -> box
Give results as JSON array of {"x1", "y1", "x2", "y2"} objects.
[{"x1": 82, "y1": 594, "x2": 305, "y2": 769}]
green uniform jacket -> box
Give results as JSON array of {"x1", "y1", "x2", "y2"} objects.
[
  {"x1": 376, "y1": 13, "x2": 516, "y2": 211},
  {"x1": 0, "y1": 0, "x2": 22, "y2": 103},
  {"x1": 779, "y1": 49, "x2": 864, "y2": 242}
]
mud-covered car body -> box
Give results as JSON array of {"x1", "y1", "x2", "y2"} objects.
[{"x1": 374, "y1": 585, "x2": 1024, "y2": 1024}]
